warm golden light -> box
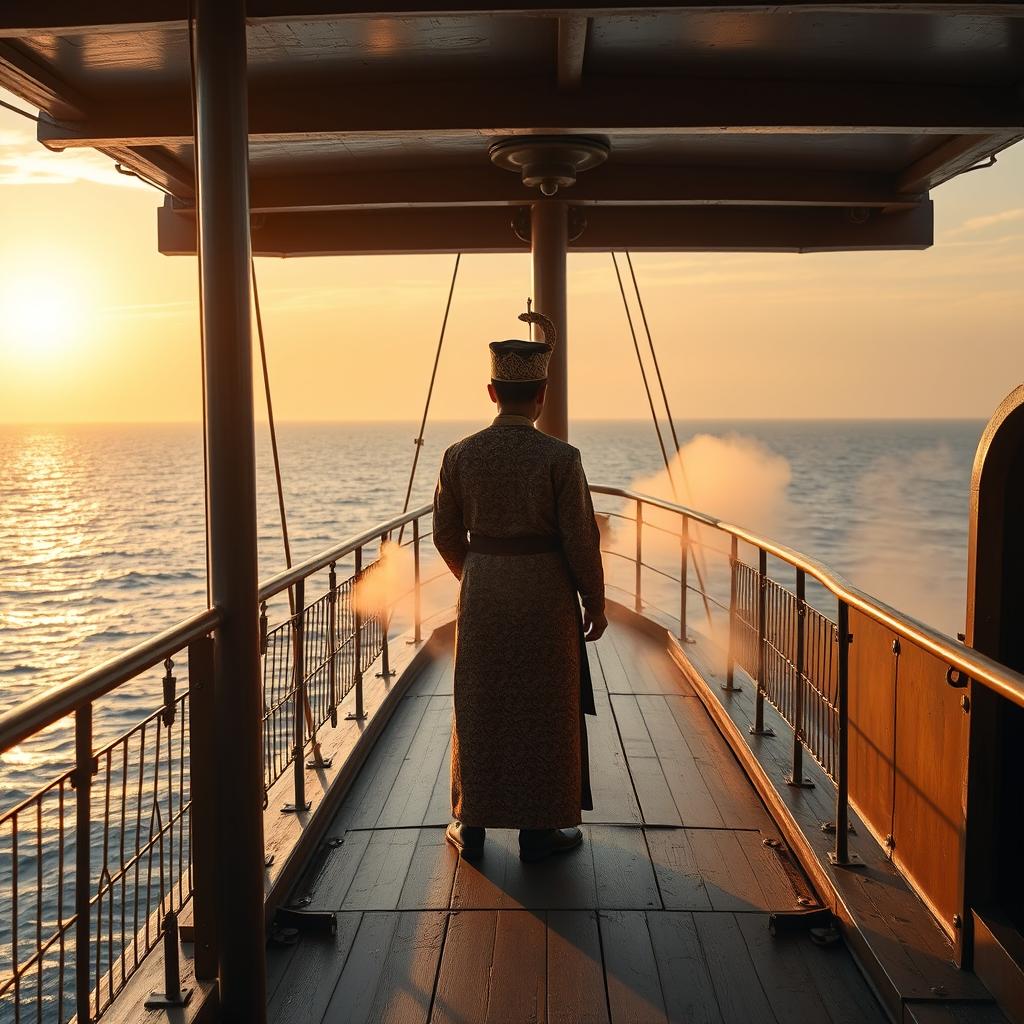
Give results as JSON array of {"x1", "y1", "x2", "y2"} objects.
[{"x1": 0, "y1": 270, "x2": 83, "y2": 359}]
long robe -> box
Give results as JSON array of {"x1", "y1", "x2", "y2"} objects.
[{"x1": 432, "y1": 413, "x2": 605, "y2": 829}]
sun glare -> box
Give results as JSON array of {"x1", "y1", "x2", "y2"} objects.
[{"x1": 0, "y1": 270, "x2": 84, "y2": 359}]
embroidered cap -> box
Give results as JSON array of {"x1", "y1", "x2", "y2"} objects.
[
  {"x1": 489, "y1": 339, "x2": 552, "y2": 382},
  {"x1": 489, "y1": 304, "x2": 558, "y2": 382}
]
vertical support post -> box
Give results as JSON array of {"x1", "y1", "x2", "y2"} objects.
[
  {"x1": 74, "y1": 704, "x2": 92, "y2": 1024},
  {"x1": 531, "y1": 199, "x2": 569, "y2": 441},
  {"x1": 679, "y1": 514, "x2": 689, "y2": 642},
  {"x1": 829, "y1": 600, "x2": 861, "y2": 866},
  {"x1": 347, "y1": 546, "x2": 366, "y2": 721},
  {"x1": 285, "y1": 579, "x2": 309, "y2": 812},
  {"x1": 724, "y1": 536, "x2": 740, "y2": 692},
  {"x1": 327, "y1": 562, "x2": 338, "y2": 727},
  {"x1": 377, "y1": 533, "x2": 394, "y2": 678},
  {"x1": 187, "y1": 636, "x2": 217, "y2": 981},
  {"x1": 194, "y1": 0, "x2": 267, "y2": 1017},
  {"x1": 413, "y1": 517, "x2": 423, "y2": 644},
  {"x1": 787, "y1": 569, "x2": 813, "y2": 787},
  {"x1": 635, "y1": 499, "x2": 643, "y2": 614},
  {"x1": 751, "y1": 548, "x2": 774, "y2": 736}
]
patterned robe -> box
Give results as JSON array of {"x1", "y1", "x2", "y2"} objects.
[{"x1": 432, "y1": 414, "x2": 605, "y2": 829}]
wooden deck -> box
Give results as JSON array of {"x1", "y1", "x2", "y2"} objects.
[{"x1": 266, "y1": 615, "x2": 889, "y2": 1024}]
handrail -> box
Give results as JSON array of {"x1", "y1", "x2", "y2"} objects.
[
  {"x1": 591, "y1": 483, "x2": 1024, "y2": 711},
  {"x1": 258, "y1": 503, "x2": 433, "y2": 602},
  {"x1": 0, "y1": 607, "x2": 221, "y2": 754}
]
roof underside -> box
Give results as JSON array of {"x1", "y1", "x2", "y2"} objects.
[{"x1": 2, "y1": 1, "x2": 1023, "y2": 255}]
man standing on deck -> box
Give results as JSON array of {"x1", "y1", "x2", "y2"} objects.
[{"x1": 432, "y1": 321, "x2": 607, "y2": 863}]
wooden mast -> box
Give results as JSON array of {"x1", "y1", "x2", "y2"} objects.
[{"x1": 194, "y1": 0, "x2": 268, "y2": 1019}]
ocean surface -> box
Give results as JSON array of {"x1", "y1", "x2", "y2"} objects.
[
  {"x1": 0, "y1": 417, "x2": 985, "y2": 1019},
  {"x1": 0, "y1": 418, "x2": 982, "y2": 778}
]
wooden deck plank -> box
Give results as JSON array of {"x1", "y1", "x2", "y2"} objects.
[
  {"x1": 342, "y1": 828, "x2": 422, "y2": 910},
  {"x1": 598, "y1": 910, "x2": 669, "y2": 1024},
  {"x1": 589, "y1": 643, "x2": 608, "y2": 694},
  {"x1": 267, "y1": 912, "x2": 362, "y2": 1024},
  {"x1": 583, "y1": 687, "x2": 644, "y2": 825},
  {"x1": 736, "y1": 912, "x2": 836, "y2": 1023},
  {"x1": 432, "y1": 910, "x2": 547, "y2": 1024},
  {"x1": 646, "y1": 911, "x2": 723, "y2": 1024},
  {"x1": 327, "y1": 694, "x2": 434, "y2": 833},
  {"x1": 301, "y1": 828, "x2": 373, "y2": 911},
  {"x1": 644, "y1": 829, "x2": 712, "y2": 912},
  {"x1": 404, "y1": 650, "x2": 453, "y2": 698},
  {"x1": 686, "y1": 829, "x2": 785, "y2": 913},
  {"x1": 547, "y1": 910, "x2": 611, "y2": 1024},
  {"x1": 611, "y1": 694, "x2": 683, "y2": 827},
  {"x1": 450, "y1": 826, "x2": 598, "y2": 910},
  {"x1": 694, "y1": 912, "x2": 777, "y2": 1024},
  {"x1": 422, "y1": 733, "x2": 453, "y2": 827},
  {"x1": 377, "y1": 694, "x2": 453, "y2": 828},
  {"x1": 321, "y1": 910, "x2": 446, "y2": 1024},
  {"x1": 592, "y1": 826, "x2": 662, "y2": 910},
  {"x1": 596, "y1": 634, "x2": 633, "y2": 695},
  {"x1": 397, "y1": 827, "x2": 459, "y2": 910}
]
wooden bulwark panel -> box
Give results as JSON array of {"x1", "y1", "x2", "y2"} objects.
[{"x1": 848, "y1": 607, "x2": 968, "y2": 938}]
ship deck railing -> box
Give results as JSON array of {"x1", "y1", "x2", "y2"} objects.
[{"x1": 2, "y1": 485, "x2": 1024, "y2": 1023}]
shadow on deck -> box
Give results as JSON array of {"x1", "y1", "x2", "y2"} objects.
[{"x1": 266, "y1": 612, "x2": 889, "y2": 1024}]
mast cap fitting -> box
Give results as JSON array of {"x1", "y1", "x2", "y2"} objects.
[{"x1": 489, "y1": 136, "x2": 610, "y2": 196}]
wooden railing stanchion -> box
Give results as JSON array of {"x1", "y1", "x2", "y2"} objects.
[
  {"x1": 284, "y1": 578, "x2": 310, "y2": 812},
  {"x1": 635, "y1": 499, "x2": 643, "y2": 613},
  {"x1": 412, "y1": 517, "x2": 423, "y2": 644},
  {"x1": 829, "y1": 600, "x2": 862, "y2": 867},
  {"x1": 724, "y1": 535, "x2": 740, "y2": 692},
  {"x1": 187, "y1": 636, "x2": 217, "y2": 980},
  {"x1": 74, "y1": 703, "x2": 93, "y2": 1024},
  {"x1": 787, "y1": 568, "x2": 813, "y2": 787},
  {"x1": 751, "y1": 548, "x2": 774, "y2": 736}
]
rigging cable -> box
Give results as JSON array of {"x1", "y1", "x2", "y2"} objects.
[
  {"x1": 611, "y1": 251, "x2": 713, "y2": 630},
  {"x1": 397, "y1": 254, "x2": 461, "y2": 544},
  {"x1": 186, "y1": 0, "x2": 211, "y2": 607}
]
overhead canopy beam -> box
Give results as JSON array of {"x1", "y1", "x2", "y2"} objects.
[
  {"x1": 38, "y1": 77, "x2": 1024, "y2": 149},
  {"x1": 556, "y1": 16, "x2": 588, "y2": 90},
  {"x1": 223, "y1": 165, "x2": 921, "y2": 212},
  {"x1": 898, "y1": 132, "x2": 1022, "y2": 192},
  {"x1": 3, "y1": 0, "x2": 1024, "y2": 35},
  {"x1": 158, "y1": 201, "x2": 933, "y2": 256}
]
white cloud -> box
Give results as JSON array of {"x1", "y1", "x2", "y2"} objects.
[{"x1": 948, "y1": 207, "x2": 1024, "y2": 237}]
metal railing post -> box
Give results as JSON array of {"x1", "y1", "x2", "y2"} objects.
[
  {"x1": 412, "y1": 517, "x2": 423, "y2": 644},
  {"x1": 751, "y1": 548, "x2": 774, "y2": 736},
  {"x1": 679, "y1": 514, "x2": 689, "y2": 642},
  {"x1": 327, "y1": 562, "x2": 338, "y2": 727},
  {"x1": 829, "y1": 600, "x2": 862, "y2": 866},
  {"x1": 724, "y1": 535, "x2": 740, "y2": 692},
  {"x1": 377, "y1": 532, "x2": 394, "y2": 679},
  {"x1": 787, "y1": 569, "x2": 813, "y2": 787},
  {"x1": 347, "y1": 546, "x2": 366, "y2": 721},
  {"x1": 284, "y1": 578, "x2": 310, "y2": 812},
  {"x1": 74, "y1": 704, "x2": 93, "y2": 1024},
  {"x1": 187, "y1": 637, "x2": 217, "y2": 980},
  {"x1": 635, "y1": 499, "x2": 643, "y2": 613},
  {"x1": 143, "y1": 910, "x2": 192, "y2": 1009}
]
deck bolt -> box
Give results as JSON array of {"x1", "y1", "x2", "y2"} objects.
[
  {"x1": 892, "y1": 638, "x2": 901, "y2": 656},
  {"x1": 961, "y1": 695, "x2": 971, "y2": 713},
  {"x1": 953, "y1": 914, "x2": 963, "y2": 928},
  {"x1": 930, "y1": 985, "x2": 948, "y2": 997}
]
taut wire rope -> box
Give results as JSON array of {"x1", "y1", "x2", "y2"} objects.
[
  {"x1": 397, "y1": 254, "x2": 461, "y2": 544},
  {"x1": 611, "y1": 252, "x2": 713, "y2": 630}
]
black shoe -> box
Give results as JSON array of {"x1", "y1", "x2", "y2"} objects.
[
  {"x1": 445, "y1": 819, "x2": 485, "y2": 860},
  {"x1": 518, "y1": 827, "x2": 584, "y2": 863}
]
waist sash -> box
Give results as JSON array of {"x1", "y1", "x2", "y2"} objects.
[{"x1": 467, "y1": 533, "x2": 561, "y2": 555}]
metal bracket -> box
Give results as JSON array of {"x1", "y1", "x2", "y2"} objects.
[
  {"x1": 827, "y1": 851, "x2": 865, "y2": 868},
  {"x1": 749, "y1": 725, "x2": 775, "y2": 737},
  {"x1": 306, "y1": 755, "x2": 333, "y2": 770},
  {"x1": 281, "y1": 801, "x2": 311, "y2": 814},
  {"x1": 785, "y1": 774, "x2": 815, "y2": 789},
  {"x1": 345, "y1": 710, "x2": 368, "y2": 721},
  {"x1": 273, "y1": 906, "x2": 337, "y2": 938},
  {"x1": 768, "y1": 908, "x2": 833, "y2": 937},
  {"x1": 721, "y1": 683, "x2": 742, "y2": 694},
  {"x1": 144, "y1": 987, "x2": 193, "y2": 1010},
  {"x1": 820, "y1": 821, "x2": 856, "y2": 836},
  {"x1": 376, "y1": 669, "x2": 395, "y2": 679}
]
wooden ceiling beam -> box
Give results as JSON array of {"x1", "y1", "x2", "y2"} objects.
[
  {"x1": 556, "y1": 16, "x2": 588, "y2": 90},
  {"x1": 37, "y1": 77, "x2": 1024, "y2": 148},
  {"x1": 157, "y1": 201, "x2": 933, "y2": 256},
  {"x1": 897, "y1": 132, "x2": 1023, "y2": 192},
  {"x1": 3, "y1": 1, "x2": 1024, "y2": 36},
  {"x1": 224, "y1": 164, "x2": 921, "y2": 212}
]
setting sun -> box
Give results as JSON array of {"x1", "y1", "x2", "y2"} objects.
[{"x1": 0, "y1": 268, "x2": 84, "y2": 359}]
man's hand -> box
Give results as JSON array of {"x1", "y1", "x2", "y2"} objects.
[{"x1": 583, "y1": 608, "x2": 608, "y2": 642}]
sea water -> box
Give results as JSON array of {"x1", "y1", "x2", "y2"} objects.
[{"x1": 0, "y1": 417, "x2": 984, "y2": 1018}]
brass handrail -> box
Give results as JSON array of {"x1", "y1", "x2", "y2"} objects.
[
  {"x1": 591, "y1": 483, "x2": 1024, "y2": 711},
  {"x1": 0, "y1": 608, "x2": 221, "y2": 754}
]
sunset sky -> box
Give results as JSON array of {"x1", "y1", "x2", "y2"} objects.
[{"x1": 0, "y1": 86, "x2": 1022, "y2": 424}]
